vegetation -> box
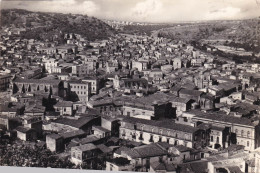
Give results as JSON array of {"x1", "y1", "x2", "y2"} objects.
[
  {"x1": 156, "y1": 23, "x2": 230, "y2": 42},
  {"x1": 156, "y1": 19, "x2": 260, "y2": 53},
  {"x1": 0, "y1": 137, "x2": 76, "y2": 168},
  {"x1": 1, "y1": 9, "x2": 116, "y2": 42}
]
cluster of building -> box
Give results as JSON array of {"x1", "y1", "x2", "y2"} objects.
[{"x1": 2, "y1": 18, "x2": 260, "y2": 173}]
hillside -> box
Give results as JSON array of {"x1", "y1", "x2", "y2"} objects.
[
  {"x1": 0, "y1": 9, "x2": 116, "y2": 41},
  {"x1": 155, "y1": 20, "x2": 259, "y2": 42},
  {"x1": 155, "y1": 20, "x2": 260, "y2": 53}
]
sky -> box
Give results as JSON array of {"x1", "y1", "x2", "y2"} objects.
[{"x1": 1, "y1": 0, "x2": 260, "y2": 23}]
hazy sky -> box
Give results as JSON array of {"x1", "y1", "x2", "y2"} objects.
[{"x1": 1, "y1": 0, "x2": 260, "y2": 22}]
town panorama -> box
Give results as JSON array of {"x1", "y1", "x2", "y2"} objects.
[{"x1": 0, "y1": 7, "x2": 260, "y2": 173}]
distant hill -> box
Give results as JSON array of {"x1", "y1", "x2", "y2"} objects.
[
  {"x1": 155, "y1": 20, "x2": 259, "y2": 44},
  {"x1": 153, "y1": 19, "x2": 260, "y2": 53},
  {"x1": 0, "y1": 9, "x2": 116, "y2": 41},
  {"x1": 120, "y1": 24, "x2": 176, "y2": 36}
]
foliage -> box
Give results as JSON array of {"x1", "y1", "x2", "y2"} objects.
[
  {"x1": 0, "y1": 139, "x2": 76, "y2": 168},
  {"x1": 1, "y1": 9, "x2": 115, "y2": 42}
]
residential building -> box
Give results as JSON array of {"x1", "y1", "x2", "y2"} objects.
[
  {"x1": 0, "y1": 75, "x2": 12, "y2": 91},
  {"x1": 68, "y1": 80, "x2": 91, "y2": 103},
  {"x1": 120, "y1": 117, "x2": 204, "y2": 149}
]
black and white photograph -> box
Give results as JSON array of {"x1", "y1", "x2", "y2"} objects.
[{"x1": 0, "y1": 0, "x2": 260, "y2": 172}]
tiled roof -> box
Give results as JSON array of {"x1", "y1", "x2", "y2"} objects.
[
  {"x1": 124, "y1": 143, "x2": 173, "y2": 159},
  {"x1": 88, "y1": 99, "x2": 113, "y2": 107},
  {"x1": 122, "y1": 117, "x2": 198, "y2": 133},
  {"x1": 92, "y1": 126, "x2": 110, "y2": 133},
  {"x1": 96, "y1": 144, "x2": 113, "y2": 153},
  {"x1": 53, "y1": 115, "x2": 99, "y2": 128},
  {"x1": 16, "y1": 126, "x2": 33, "y2": 133},
  {"x1": 14, "y1": 78, "x2": 61, "y2": 85},
  {"x1": 179, "y1": 88, "x2": 204, "y2": 96},
  {"x1": 170, "y1": 96, "x2": 191, "y2": 104},
  {"x1": 72, "y1": 143, "x2": 97, "y2": 152},
  {"x1": 79, "y1": 135, "x2": 100, "y2": 145},
  {"x1": 190, "y1": 110, "x2": 255, "y2": 126},
  {"x1": 47, "y1": 133, "x2": 62, "y2": 140},
  {"x1": 54, "y1": 101, "x2": 73, "y2": 107},
  {"x1": 151, "y1": 161, "x2": 176, "y2": 171},
  {"x1": 60, "y1": 129, "x2": 85, "y2": 139}
]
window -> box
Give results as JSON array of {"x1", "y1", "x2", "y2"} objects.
[
  {"x1": 241, "y1": 130, "x2": 244, "y2": 137},
  {"x1": 158, "y1": 136, "x2": 162, "y2": 142},
  {"x1": 139, "y1": 133, "x2": 143, "y2": 140},
  {"x1": 211, "y1": 136, "x2": 213, "y2": 142},
  {"x1": 184, "y1": 142, "x2": 187, "y2": 147},
  {"x1": 247, "y1": 141, "x2": 250, "y2": 147},
  {"x1": 167, "y1": 138, "x2": 170, "y2": 143},
  {"x1": 247, "y1": 131, "x2": 250, "y2": 138},
  {"x1": 149, "y1": 135, "x2": 154, "y2": 142},
  {"x1": 132, "y1": 133, "x2": 136, "y2": 139}
]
